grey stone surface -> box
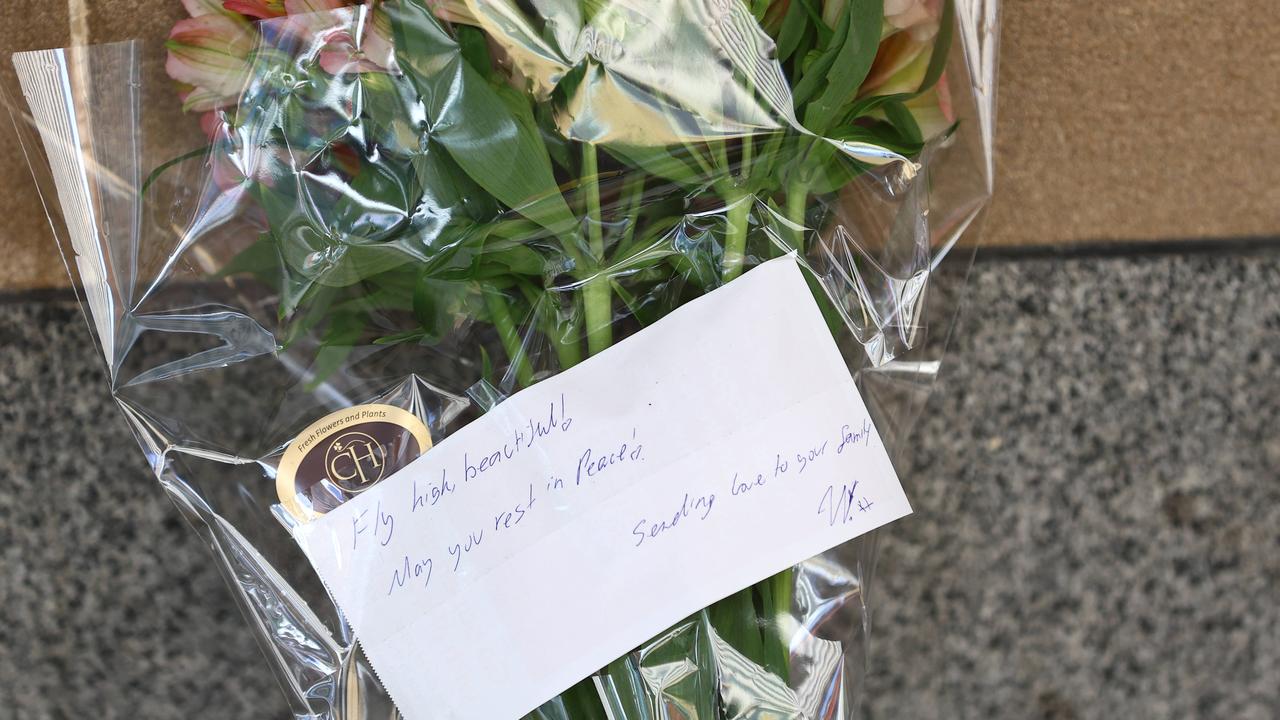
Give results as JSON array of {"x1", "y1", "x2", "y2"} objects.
[
  {"x1": 0, "y1": 303, "x2": 288, "y2": 719},
  {"x1": 1, "y1": 249, "x2": 1278, "y2": 719},
  {"x1": 865, "y1": 249, "x2": 1280, "y2": 720}
]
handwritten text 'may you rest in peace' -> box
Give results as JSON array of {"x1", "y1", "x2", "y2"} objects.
[{"x1": 341, "y1": 394, "x2": 882, "y2": 600}]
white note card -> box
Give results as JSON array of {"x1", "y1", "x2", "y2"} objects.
[{"x1": 294, "y1": 255, "x2": 912, "y2": 720}]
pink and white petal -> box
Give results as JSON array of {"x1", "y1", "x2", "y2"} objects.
[
  {"x1": 428, "y1": 0, "x2": 479, "y2": 25},
  {"x1": 281, "y1": 1, "x2": 352, "y2": 45},
  {"x1": 223, "y1": 0, "x2": 287, "y2": 19},
  {"x1": 318, "y1": 45, "x2": 393, "y2": 75},
  {"x1": 180, "y1": 84, "x2": 236, "y2": 112},
  {"x1": 166, "y1": 15, "x2": 255, "y2": 94},
  {"x1": 283, "y1": 0, "x2": 347, "y2": 14},
  {"x1": 860, "y1": 31, "x2": 928, "y2": 95},
  {"x1": 182, "y1": 0, "x2": 229, "y2": 17},
  {"x1": 904, "y1": 81, "x2": 954, "y2": 140},
  {"x1": 168, "y1": 13, "x2": 256, "y2": 57},
  {"x1": 167, "y1": 49, "x2": 248, "y2": 97},
  {"x1": 886, "y1": 0, "x2": 940, "y2": 39},
  {"x1": 908, "y1": 103, "x2": 947, "y2": 140},
  {"x1": 908, "y1": 19, "x2": 940, "y2": 42},
  {"x1": 317, "y1": 47, "x2": 373, "y2": 75},
  {"x1": 314, "y1": 14, "x2": 394, "y2": 75},
  {"x1": 928, "y1": 71, "x2": 954, "y2": 123},
  {"x1": 199, "y1": 110, "x2": 227, "y2": 138},
  {"x1": 357, "y1": 12, "x2": 398, "y2": 71}
]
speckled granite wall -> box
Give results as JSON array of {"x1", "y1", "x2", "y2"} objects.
[{"x1": 2, "y1": 249, "x2": 1278, "y2": 719}]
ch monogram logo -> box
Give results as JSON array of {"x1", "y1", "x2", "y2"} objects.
[
  {"x1": 324, "y1": 431, "x2": 387, "y2": 491},
  {"x1": 276, "y1": 404, "x2": 432, "y2": 523}
]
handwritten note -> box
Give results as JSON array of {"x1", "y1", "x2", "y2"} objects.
[{"x1": 293, "y1": 255, "x2": 911, "y2": 720}]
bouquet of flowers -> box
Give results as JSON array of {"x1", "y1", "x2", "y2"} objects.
[{"x1": 9, "y1": 0, "x2": 997, "y2": 717}]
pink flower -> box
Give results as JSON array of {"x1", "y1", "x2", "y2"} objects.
[
  {"x1": 281, "y1": 0, "x2": 474, "y2": 75},
  {"x1": 761, "y1": 0, "x2": 791, "y2": 36},
  {"x1": 223, "y1": 0, "x2": 287, "y2": 19},
  {"x1": 821, "y1": 0, "x2": 940, "y2": 41},
  {"x1": 861, "y1": 30, "x2": 928, "y2": 96},
  {"x1": 426, "y1": 0, "x2": 478, "y2": 26},
  {"x1": 855, "y1": 0, "x2": 954, "y2": 141},
  {"x1": 884, "y1": 0, "x2": 942, "y2": 41},
  {"x1": 902, "y1": 72, "x2": 954, "y2": 140},
  {"x1": 180, "y1": 0, "x2": 232, "y2": 16},
  {"x1": 166, "y1": 13, "x2": 256, "y2": 111},
  {"x1": 276, "y1": 0, "x2": 399, "y2": 75},
  {"x1": 282, "y1": 0, "x2": 345, "y2": 14},
  {"x1": 167, "y1": 0, "x2": 478, "y2": 112},
  {"x1": 860, "y1": 0, "x2": 945, "y2": 97}
]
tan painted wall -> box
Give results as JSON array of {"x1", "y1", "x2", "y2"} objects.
[
  {"x1": 2, "y1": 1, "x2": 190, "y2": 292},
  {"x1": 991, "y1": 0, "x2": 1279, "y2": 246},
  {"x1": 2, "y1": 1, "x2": 1277, "y2": 290}
]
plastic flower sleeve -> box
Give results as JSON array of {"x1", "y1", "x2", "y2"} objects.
[{"x1": 7, "y1": 0, "x2": 999, "y2": 717}]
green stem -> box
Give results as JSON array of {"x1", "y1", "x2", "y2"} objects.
[
  {"x1": 581, "y1": 144, "x2": 613, "y2": 355},
  {"x1": 785, "y1": 181, "x2": 810, "y2": 254},
  {"x1": 721, "y1": 192, "x2": 752, "y2": 282},
  {"x1": 485, "y1": 289, "x2": 535, "y2": 388},
  {"x1": 767, "y1": 567, "x2": 794, "y2": 682},
  {"x1": 140, "y1": 144, "x2": 210, "y2": 199},
  {"x1": 754, "y1": 130, "x2": 787, "y2": 190},
  {"x1": 618, "y1": 172, "x2": 646, "y2": 250},
  {"x1": 582, "y1": 280, "x2": 613, "y2": 357},
  {"x1": 709, "y1": 138, "x2": 730, "y2": 173},
  {"x1": 544, "y1": 297, "x2": 584, "y2": 371}
]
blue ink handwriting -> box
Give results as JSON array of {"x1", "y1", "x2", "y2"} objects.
[
  {"x1": 387, "y1": 554, "x2": 433, "y2": 597},
  {"x1": 818, "y1": 480, "x2": 874, "y2": 527},
  {"x1": 575, "y1": 428, "x2": 644, "y2": 486},
  {"x1": 632, "y1": 491, "x2": 716, "y2": 547},
  {"x1": 837, "y1": 420, "x2": 874, "y2": 454}
]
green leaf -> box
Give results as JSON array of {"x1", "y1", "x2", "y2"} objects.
[
  {"x1": 534, "y1": 101, "x2": 573, "y2": 172},
  {"x1": 531, "y1": 679, "x2": 608, "y2": 720},
  {"x1": 410, "y1": 141, "x2": 499, "y2": 224},
  {"x1": 802, "y1": 142, "x2": 865, "y2": 196},
  {"x1": 279, "y1": 279, "x2": 338, "y2": 339},
  {"x1": 803, "y1": 114, "x2": 929, "y2": 195},
  {"x1": 484, "y1": 244, "x2": 547, "y2": 276},
  {"x1": 795, "y1": 0, "x2": 834, "y2": 44},
  {"x1": 775, "y1": 0, "x2": 809, "y2": 62},
  {"x1": 332, "y1": 279, "x2": 415, "y2": 315},
  {"x1": 413, "y1": 273, "x2": 488, "y2": 338},
  {"x1": 843, "y1": 91, "x2": 911, "y2": 121},
  {"x1": 360, "y1": 71, "x2": 424, "y2": 155},
  {"x1": 387, "y1": 0, "x2": 575, "y2": 233},
  {"x1": 838, "y1": 0, "x2": 955, "y2": 122},
  {"x1": 802, "y1": 0, "x2": 884, "y2": 133},
  {"x1": 373, "y1": 328, "x2": 429, "y2": 346},
  {"x1": 305, "y1": 309, "x2": 365, "y2": 388},
  {"x1": 604, "y1": 144, "x2": 705, "y2": 189},
  {"x1": 330, "y1": 157, "x2": 417, "y2": 242},
  {"x1": 456, "y1": 24, "x2": 493, "y2": 79},
  {"x1": 838, "y1": 119, "x2": 925, "y2": 155},
  {"x1": 217, "y1": 235, "x2": 278, "y2": 282},
  {"x1": 789, "y1": 11, "x2": 850, "y2": 108},
  {"x1": 882, "y1": 100, "x2": 923, "y2": 146},
  {"x1": 918, "y1": 0, "x2": 954, "y2": 94}
]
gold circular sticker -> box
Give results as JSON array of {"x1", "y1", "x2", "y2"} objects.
[{"x1": 276, "y1": 403, "x2": 431, "y2": 523}]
